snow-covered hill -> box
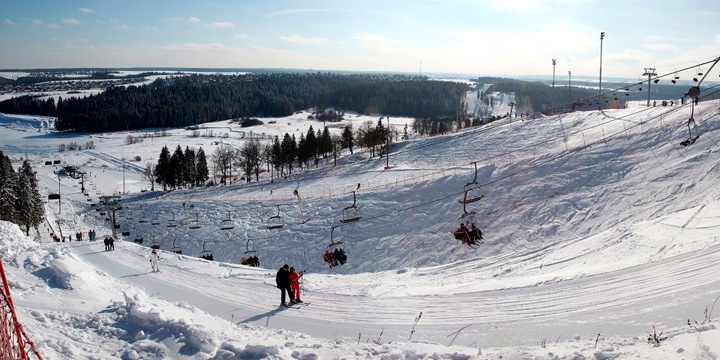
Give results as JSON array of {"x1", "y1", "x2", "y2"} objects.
[{"x1": 2, "y1": 97, "x2": 720, "y2": 359}]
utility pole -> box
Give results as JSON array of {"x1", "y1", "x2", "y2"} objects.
[
  {"x1": 599, "y1": 32, "x2": 605, "y2": 96},
  {"x1": 551, "y1": 59, "x2": 555, "y2": 112},
  {"x1": 642, "y1": 67, "x2": 657, "y2": 107},
  {"x1": 508, "y1": 102, "x2": 516, "y2": 120}
]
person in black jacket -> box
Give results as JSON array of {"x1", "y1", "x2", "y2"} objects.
[{"x1": 275, "y1": 264, "x2": 294, "y2": 306}]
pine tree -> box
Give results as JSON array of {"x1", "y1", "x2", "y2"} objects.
[
  {"x1": 320, "y1": 126, "x2": 332, "y2": 159},
  {"x1": 183, "y1": 146, "x2": 196, "y2": 187},
  {"x1": 155, "y1": 146, "x2": 171, "y2": 190},
  {"x1": 305, "y1": 126, "x2": 317, "y2": 165},
  {"x1": 280, "y1": 133, "x2": 296, "y2": 175},
  {"x1": 14, "y1": 160, "x2": 44, "y2": 236},
  {"x1": 170, "y1": 145, "x2": 185, "y2": 189},
  {"x1": 271, "y1": 137, "x2": 283, "y2": 177},
  {"x1": 0, "y1": 152, "x2": 18, "y2": 222},
  {"x1": 341, "y1": 124, "x2": 354, "y2": 154},
  {"x1": 195, "y1": 147, "x2": 209, "y2": 186}
]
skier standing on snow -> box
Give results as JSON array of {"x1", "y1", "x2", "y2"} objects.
[
  {"x1": 288, "y1": 267, "x2": 304, "y2": 303},
  {"x1": 149, "y1": 248, "x2": 161, "y2": 272},
  {"x1": 275, "y1": 264, "x2": 295, "y2": 306}
]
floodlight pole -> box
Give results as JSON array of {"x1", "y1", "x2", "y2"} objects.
[
  {"x1": 551, "y1": 59, "x2": 555, "y2": 112},
  {"x1": 642, "y1": 67, "x2": 657, "y2": 107},
  {"x1": 568, "y1": 71, "x2": 572, "y2": 103},
  {"x1": 599, "y1": 32, "x2": 605, "y2": 96}
]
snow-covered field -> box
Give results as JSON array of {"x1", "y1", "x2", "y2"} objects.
[{"x1": 2, "y1": 95, "x2": 720, "y2": 359}]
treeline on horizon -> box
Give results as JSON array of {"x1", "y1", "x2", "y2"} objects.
[
  {"x1": 0, "y1": 73, "x2": 470, "y2": 132},
  {"x1": 478, "y1": 76, "x2": 694, "y2": 113}
]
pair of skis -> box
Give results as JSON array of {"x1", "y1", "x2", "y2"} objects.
[{"x1": 281, "y1": 301, "x2": 310, "y2": 308}]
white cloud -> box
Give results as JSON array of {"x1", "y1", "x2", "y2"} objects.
[
  {"x1": 63, "y1": 18, "x2": 80, "y2": 25},
  {"x1": 109, "y1": 19, "x2": 128, "y2": 30},
  {"x1": 32, "y1": 19, "x2": 44, "y2": 26},
  {"x1": 279, "y1": 35, "x2": 332, "y2": 44},
  {"x1": 233, "y1": 33, "x2": 250, "y2": 40},
  {"x1": 160, "y1": 43, "x2": 228, "y2": 52},
  {"x1": 79, "y1": 8, "x2": 95, "y2": 14},
  {"x1": 210, "y1": 21, "x2": 234, "y2": 28},
  {"x1": 189, "y1": 16, "x2": 202, "y2": 23},
  {"x1": 47, "y1": 23, "x2": 61, "y2": 29},
  {"x1": 488, "y1": 0, "x2": 544, "y2": 10},
  {"x1": 642, "y1": 43, "x2": 678, "y2": 52},
  {"x1": 4, "y1": 19, "x2": 15, "y2": 26}
]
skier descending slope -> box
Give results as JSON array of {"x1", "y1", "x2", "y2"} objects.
[{"x1": 149, "y1": 248, "x2": 161, "y2": 272}]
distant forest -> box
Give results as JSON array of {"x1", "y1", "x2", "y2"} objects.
[
  {"x1": 0, "y1": 72, "x2": 699, "y2": 133},
  {"x1": 0, "y1": 73, "x2": 470, "y2": 132}
]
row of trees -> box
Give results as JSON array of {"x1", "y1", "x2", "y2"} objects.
[
  {"x1": 0, "y1": 73, "x2": 469, "y2": 132},
  {"x1": 145, "y1": 146, "x2": 210, "y2": 191},
  {"x1": 147, "y1": 119, "x2": 396, "y2": 188},
  {"x1": 0, "y1": 152, "x2": 44, "y2": 236}
]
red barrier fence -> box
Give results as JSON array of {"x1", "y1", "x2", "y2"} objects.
[{"x1": 0, "y1": 258, "x2": 43, "y2": 360}]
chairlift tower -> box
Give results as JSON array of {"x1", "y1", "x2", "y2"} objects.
[
  {"x1": 99, "y1": 195, "x2": 122, "y2": 238},
  {"x1": 642, "y1": 68, "x2": 657, "y2": 107}
]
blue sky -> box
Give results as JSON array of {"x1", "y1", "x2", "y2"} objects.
[{"x1": 1, "y1": 0, "x2": 719, "y2": 78}]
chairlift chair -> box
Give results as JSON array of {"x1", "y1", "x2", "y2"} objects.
[
  {"x1": 340, "y1": 191, "x2": 362, "y2": 223},
  {"x1": 244, "y1": 237, "x2": 258, "y2": 255},
  {"x1": 451, "y1": 186, "x2": 484, "y2": 247},
  {"x1": 294, "y1": 185, "x2": 310, "y2": 225},
  {"x1": 167, "y1": 213, "x2": 177, "y2": 228},
  {"x1": 220, "y1": 211, "x2": 234, "y2": 230},
  {"x1": 171, "y1": 237, "x2": 183, "y2": 254},
  {"x1": 188, "y1": 213, "x2": 201, "y2": 230},
  {"x1": 266, "y1": 205, "x2": 285, "y2": 229},
  {"x1": 150, "y1": 237, "x2": 161, "y2": 250},
  {"x1": 680, "y1": 101, "x2": 701, "y2": 146},
  {"x1": 138, "y1": 211, "x2": 147, "y2": 223},
  {"x1": 151, "y1": 213, "x2": 160, "y2": 226},
  {"x1": 459, "y1": 162, "x2": 484, "y2": 205},
  {"x1": 200, "y1": 241, "x2": 214, "y2": 261},
  {"x1": 326, "y1": 226, "x2": 344, "y2": 248}
]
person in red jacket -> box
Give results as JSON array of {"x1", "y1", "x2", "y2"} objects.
[
  {"x1": 323, "y1": 250, "x2": 333, "y2": 268},
  {"x1": 288, "y1": 267, "x2": 304, "y2": 303}
]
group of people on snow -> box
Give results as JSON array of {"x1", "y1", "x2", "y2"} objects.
[
  {"x1": 103, "y1": 236, "x2": 115, "y2": 251},
  {"x1": 453, "y1": 221, "x2": 483, "y2": 246},
  {"x1": 75, "y1": 230, "x2": 97, "y2": 241},
  {"x1": 323, "y1": 248, "x2": 346, "y2": 268},
  {"x1": 276, "y1": 264, "x2": 305, "y2": 306},
  {"x1": 241, "y1": 255, "x2": 260, "y2": 267}
]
